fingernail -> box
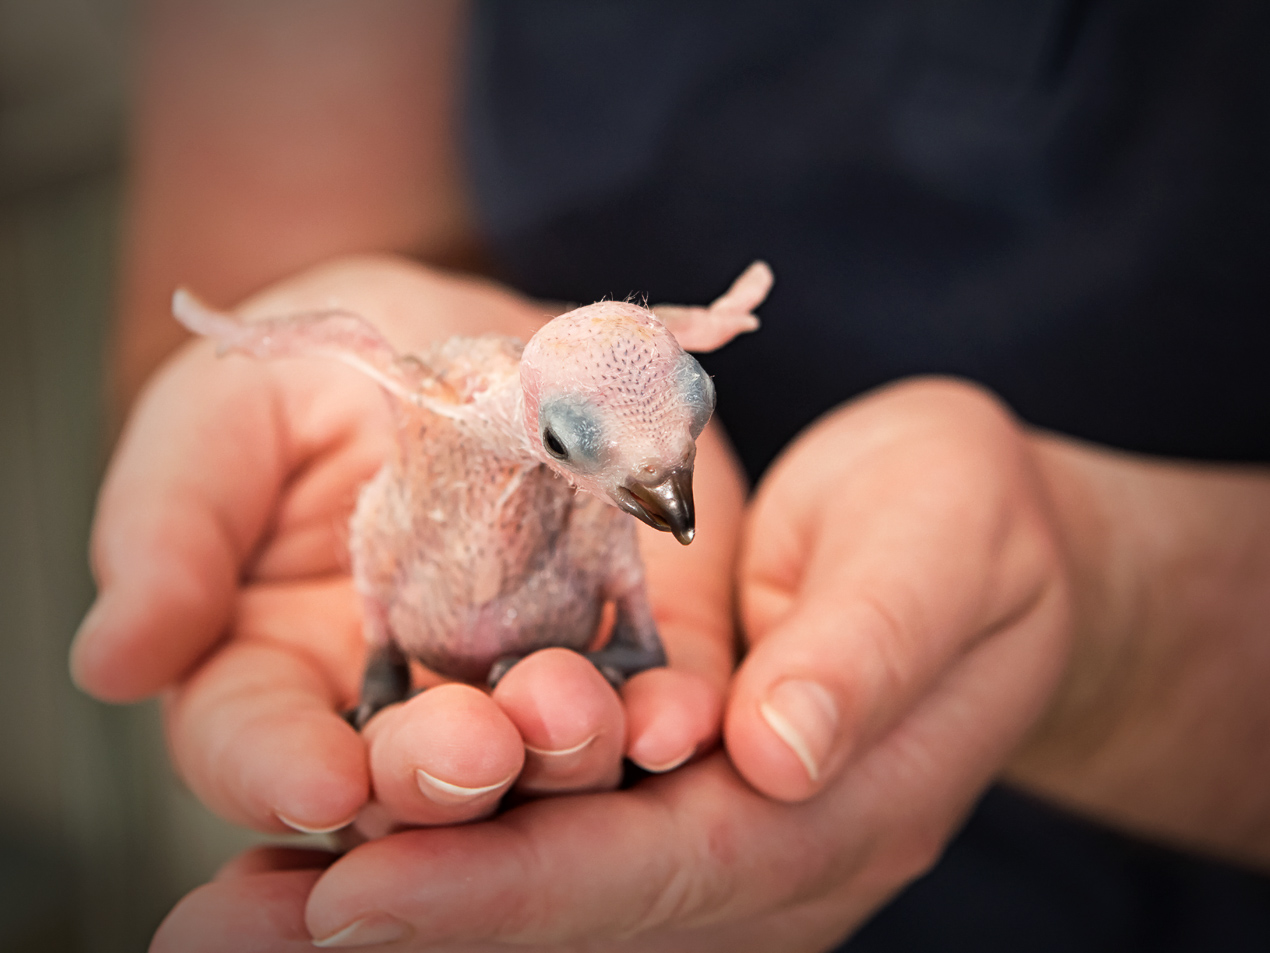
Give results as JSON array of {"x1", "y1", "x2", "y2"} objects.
[
  {"x1": 74, "y1": 598, "x2": 104, "y2": 640},
  {"x1": 523, "y1": 732, "x2": 598, "y2": 771},
  {"x1": 415, "y1": 768, "x2": 512, "y2": 806},
  {"x1": 312, "y1": 913, "x2": 411, "y2": 947},
  {"x1": 517, "y1": 733, "x2": 606, "y2": 793},
  {"x1": 278, "y1": 812, "x2": 358, "y2": 836},
  {"x1": 629, "y1": 745, "x2": 694, "y2": 774},
  {"x1": 68, "y1": 599, "x2": 106, "y2": 687},
  {"x1": 759, "y1": 679, "x2": 839, "y2": 782}
]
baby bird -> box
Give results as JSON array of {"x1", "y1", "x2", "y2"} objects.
[{"x1": 174, "y1": 262, "x2": 772, "y2": 727}]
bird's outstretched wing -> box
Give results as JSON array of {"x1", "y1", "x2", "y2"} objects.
[
  {"x1": 172, "y1": 289, "x2": 456, "y2": 404},
  {"x1": 652, "y1": 260, "x2": 772, "y2": 353}
]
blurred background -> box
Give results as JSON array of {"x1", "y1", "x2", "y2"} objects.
[{"x1": 0, "y1": 2, "x2": 260, "y2": 949}]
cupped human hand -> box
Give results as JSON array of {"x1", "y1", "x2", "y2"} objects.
[
  {"x1": 725, "y1": 378, "x2": 1072, "y2": 804},
  {"x1": 71, "y1": 254, "x2": 740, "y2": 836},
  {"x1": 148, "y1": 377, "x2": 1081, "y2": 951}
]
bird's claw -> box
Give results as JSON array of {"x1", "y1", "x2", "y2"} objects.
[
  {"x1": 486, "y1": 655, "x2": 524, "y2": 689},
  {"x1": 347, "y1": 643, "x2": 412, "y2": 731},
  {"x1": 584, "y1": 642, "x2": 666, "y2": 688},
  {"x1": 486, "y1": 645, "x2": 664, "y2": 693},
  {"x1": 343, "y1": 703, "x2": 377, "y2": 731}
]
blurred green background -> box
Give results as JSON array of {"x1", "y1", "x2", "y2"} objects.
[{"x1": 0, "y1": 2, "x2": 262, "y2": 949}]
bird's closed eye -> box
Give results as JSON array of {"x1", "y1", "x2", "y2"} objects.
[{"x1": 543, "y1": 428, "x2": 568, "y2": 459}]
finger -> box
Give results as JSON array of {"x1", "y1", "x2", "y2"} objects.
[
  {"x1": 365, "y1": 683, "x2": 524, "y2": 825},
  {"x1": 623, "y1": 667, "x2": 720, "y2": 772},
  {"x1": 73, "y1": 329, "x2": 388, "y2": 703},
  {"x1": 175, "y1": 857, "x2": 856, "y2": 953},
  {"x1": 302, "y1": 582, "x2": 1067, "y2": 950},
  {"x1": 230, "y1": 576, "x2": 367, "y2": 708},
  {"x1": 728, "y1": 380, "x2": 1059, "y2": 800},
  {"x1": 71, "y1": 344, "x2": 285, "y2": 702},
  {"x1": 490, "y1": 648, "x2": 626, "y2": 793},
  {"x1": 154, "y1": 592, "x2": 1063, "y2": 953},
  {"x1": 166, "y1": 636, "x2": 368, "y2": 834},
  {"x1": 152, "y1": 868, "x2": 326, "y2": 953},
  {"x1": 170, "y1": 845, "x2": 854, "y2": 953},
  {"x1": 215, "y1": 846, "x2": 337, "y2": 881},
  {"x1": 304, "y1": 755, "x2": 840, "y2": 948}
]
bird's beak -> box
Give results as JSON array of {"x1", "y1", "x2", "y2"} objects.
[{"x1": 615, "y1": 467, "x2": 696, "y2": 545}]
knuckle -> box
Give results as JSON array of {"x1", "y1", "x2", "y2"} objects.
[
  {"x1": 855, "y1": 586, "x2": 923, "y2": 703},
  {"x1": 856, "y1": 821, "x2": 947, "y2": 897},
  {"x1": 633, "y1": 816, "x2": 738, "y2": 935}
]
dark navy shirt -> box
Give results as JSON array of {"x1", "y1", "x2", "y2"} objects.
[{"x1": 462, "y1": 2, "x2": 1270, "y2": 949}]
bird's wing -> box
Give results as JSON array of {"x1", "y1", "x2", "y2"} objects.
[
  {"x1": 651, "y1": 260, "x2": 772, "y2": 353},
  {"x1": 172, "y1": 288, "x2": 458, "y2": 405}
]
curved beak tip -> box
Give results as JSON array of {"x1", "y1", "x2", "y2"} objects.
[{"x1": 618, "y1": 467, "x2": 697, "y2": 545}]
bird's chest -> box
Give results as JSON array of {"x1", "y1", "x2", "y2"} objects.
[
  {"x1": 351, "y1": 452, "x2": 627, "y2": 679},
  {"x1": 425, "y1": 458, "x2": 576, "y2": 600}
]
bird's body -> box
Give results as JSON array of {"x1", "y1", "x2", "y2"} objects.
[
  {"x1": 349, "y1": 333, "x2": 644, "y2": 683},
  {"x1": 174, "y1": 263, "x2": 772, "y2": 724}
]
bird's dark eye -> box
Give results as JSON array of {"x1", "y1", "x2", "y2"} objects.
[
  {"x1": 538, "y1": 398, "x2": 603, "y2": 470},
  {"x1": 543, "y1": 428, "x2": 568, "y2": 459}
]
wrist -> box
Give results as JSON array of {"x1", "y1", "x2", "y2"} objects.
[
  {"x1": 1008, "y1": 434, "x2": 1143, "y2": 772},
  {"x1": 1006, "y1": 434, "x2": 1270, "y2": 866}
]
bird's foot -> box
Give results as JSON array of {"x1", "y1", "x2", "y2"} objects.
[
  {"x1": 344, "y1": 644, "x2": 412, "y2": 730},
  {"x1": 584, "y1": 642, "x2": 668, "y2": 689},
  {"x1": 342, "y1": 703, "x2": 377, "y2": 732},
  {"x1": 487, "y1": 642, "x2": 667, "y2": 692}
]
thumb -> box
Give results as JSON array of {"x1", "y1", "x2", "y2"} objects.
[
  {"x1": 725, "y1": 380, "x2": 1058, "y2": 801},
  {"x1": 71, "y1": 346, "x2": 284, "y2": 701}
]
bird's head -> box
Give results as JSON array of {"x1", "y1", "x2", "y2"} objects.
[{"x1": 520, "y1": 301, "x2": 715, "y2": 545}]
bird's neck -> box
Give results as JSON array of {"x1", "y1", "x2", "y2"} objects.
[{"x1": 393, "y1": 365, "x2": 542, "y2": 466}]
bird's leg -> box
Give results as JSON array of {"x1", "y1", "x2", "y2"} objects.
[
  {"x1": 345, "y1": 601, "x2": 412, "y2": 730},
  {"x1": 585, "y1": 585, "x2": 667, "y2": 688},
  {"x1": 346, "y1": 642, "x2": 411, "y2": 730}
]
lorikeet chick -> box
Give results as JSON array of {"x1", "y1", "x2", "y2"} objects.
[{"x1": 174, "y1": 262, "x2": 771, "y2": 728}]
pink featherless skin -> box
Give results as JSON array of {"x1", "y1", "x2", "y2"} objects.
[{"x1": 173, "y1": 262, "x2": 772, "y2": 727}]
